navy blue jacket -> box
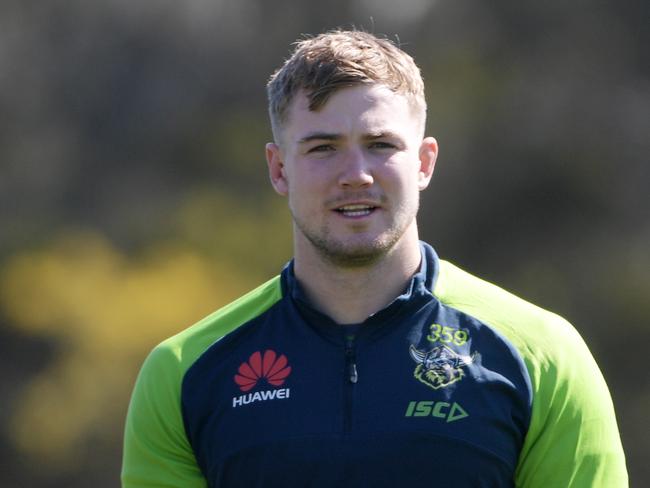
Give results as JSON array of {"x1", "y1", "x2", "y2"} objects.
[{"x1": 122, "y1": 242, "x2": 628, "y2": 487}]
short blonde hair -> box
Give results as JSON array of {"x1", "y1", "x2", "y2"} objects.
[{"x1": 267, "y1": 29, "x2": 426, "y2": 142}]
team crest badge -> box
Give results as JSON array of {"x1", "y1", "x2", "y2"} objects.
[{"x1": 409, "y1": 344, "x2": 476, "y2": 390}]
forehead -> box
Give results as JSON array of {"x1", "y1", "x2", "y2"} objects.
[{"x1": 284, "y1": 84, "x2": 420, "y2": 144}]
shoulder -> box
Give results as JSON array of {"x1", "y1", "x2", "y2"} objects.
[
  {"x1": 433, "y1": 259, "x2": 583, "y2": 364},
  {"x1": 146, "y1": 275, "x2": 284, "y2": 377},
  {"x1": 122, "y1": 275, "x2": 284, "y2": 486},
  {"x1": 122, "y1": 273, "x2": 284, "y2": 487},
  {"x1": 434, "y1": 259, "x2": 628, "y2": 486},
  {"x1": 433, "y1": 258, "x2": 598, "y2": 403}
]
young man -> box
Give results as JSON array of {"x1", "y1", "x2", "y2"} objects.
[{"x1": 122, "y1": 30, "x2": 628, "y2": 487}]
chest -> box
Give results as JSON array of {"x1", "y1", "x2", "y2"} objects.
[{"x1": 182, "y1": 304, "x2": 530, "y2": 486}]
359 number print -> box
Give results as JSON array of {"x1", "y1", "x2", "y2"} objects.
[{"x1": 426, "y1": 323, "x2": 468, "y2": 346}]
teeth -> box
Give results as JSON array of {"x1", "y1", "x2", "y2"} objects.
[
  {"x1": 337, "y1": 205, "x2": 374, "y2": 217},
  {"x1": 339, "y1": 205, "x2": 372, "y2": 211}
]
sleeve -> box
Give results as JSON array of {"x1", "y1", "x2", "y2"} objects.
[
  {"x1": 434, "y1": 261, "x2": 628, "y2": 487},
  {"x1": 514, "y1": 316, "x2": 628, "y2": 488},
  {"x1": 121, "y1": 344, "x2": 207, "y2": 488}
]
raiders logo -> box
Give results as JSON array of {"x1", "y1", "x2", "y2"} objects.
[{"x1": 409, "y1": 344, "x2": 476, "y2": 390}]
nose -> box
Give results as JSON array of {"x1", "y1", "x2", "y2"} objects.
[{"x1": 337, "y1": 148, "x2": 374, "y2": 188}]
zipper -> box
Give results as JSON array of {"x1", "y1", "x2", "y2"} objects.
[{"x1": 343, "y1": 332, "x2": 358, "y2": 434}]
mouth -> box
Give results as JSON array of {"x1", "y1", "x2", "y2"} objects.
[{"x1": 334, "y1": 204, "x2": 378, "y2": 218}]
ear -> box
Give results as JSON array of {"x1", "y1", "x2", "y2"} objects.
[
  {"x1": 417, "y1": 137, "x2": 438, "y2": 191},
  {"x1": 266, "y1": 142, "x2": 289, "y2": 196}
]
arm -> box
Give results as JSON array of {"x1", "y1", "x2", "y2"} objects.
[
  {"x1": 514, "y1": 316, "x2": 628, "y2": 487},
  {"x1": 434, "y1": 261, "x2": 628, "y2": 487},
  {"x1": 122, "y1": 344, "x2": 207, "y2": 488}
]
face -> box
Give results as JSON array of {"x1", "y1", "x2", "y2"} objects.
[{"x1": 266, "y1": 84, "x2": 437, "y2": 267}]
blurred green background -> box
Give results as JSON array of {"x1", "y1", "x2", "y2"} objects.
[{"x1": 0, "y1": 0, "x2": 647, "y2": 486}]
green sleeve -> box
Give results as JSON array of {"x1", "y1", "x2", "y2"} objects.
[
  {"x1": 435, "y1": 261, "x2": 628, "y2": 487},
  {"x1": 121, "y1": 276, "x2": 282, "y2": 487},
  {"x1": 121, "y1": 343, "x2": 207, "y2": 488},
  {"x1": 512, "y1": 313, "x2": 628, "y2": 487}
]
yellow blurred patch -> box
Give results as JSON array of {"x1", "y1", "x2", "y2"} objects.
[{"x1": 0, "y1": 230, "x2": 271, "y2": 467}]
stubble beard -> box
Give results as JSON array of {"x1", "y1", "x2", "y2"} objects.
[{"x1": 291, "y1": 199, "x2": 419, "y2": 269}]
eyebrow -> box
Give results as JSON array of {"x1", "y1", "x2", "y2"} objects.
[
  {"x1": 296, "y1": 131, "x2": 401, "y2": 144},
  {"x1": 297, "y1": 133, "x2": 342, "y2": 144},
  {"x1": 364, "y1": 131, "x2": 400, "y2": 140}
]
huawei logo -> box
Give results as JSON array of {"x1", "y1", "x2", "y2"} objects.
[{"x1": 234, "y1": 350, "x2": 292, "y2": 392}]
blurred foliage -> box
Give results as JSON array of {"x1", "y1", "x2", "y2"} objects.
[
  {"x1": 0, "y1": 190, "x2": 291, "y2": 475},
  {"x1": 0, "y1": 0, "x2": 647, "y2": 486}
]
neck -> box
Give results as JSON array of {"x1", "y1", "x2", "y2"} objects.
[{"x1": 293, "y1": 230, "x2": 422, "y2": 325}]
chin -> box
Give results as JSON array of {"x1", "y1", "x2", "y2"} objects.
[{"x1": 310, "y1": 234, "x2": 401, "y2": 268}]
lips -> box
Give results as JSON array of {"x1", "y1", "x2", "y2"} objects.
[{"x1": 335, "y1": 204, "x2": 377, "y2": 217}]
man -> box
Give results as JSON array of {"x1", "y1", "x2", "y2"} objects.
[{"x1": 122, "y1": 30, "x2": 627, "y2": 487}]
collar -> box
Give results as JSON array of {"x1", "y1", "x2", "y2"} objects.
[{"x1": 280, "y1": 241, "x2": 440, "y2": 341}]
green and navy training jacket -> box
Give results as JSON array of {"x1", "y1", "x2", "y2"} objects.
[{"x1": 122, "y1": 242, "x2": 627, "y2": 487}]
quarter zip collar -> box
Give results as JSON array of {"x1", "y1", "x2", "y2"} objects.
[{"x1": 280, "y1": 241, "x2": 440, "y2": 343}]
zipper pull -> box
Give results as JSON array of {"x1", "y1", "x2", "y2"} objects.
[
  {"x1": 349, "y1": 362, "x2": 358, "y2": 384},
  {"x1": 344, "y1": 332, "x2": 358, "y2": 384}
]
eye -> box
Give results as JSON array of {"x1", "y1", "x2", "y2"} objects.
[
  {"x1": 368, "y1": 141, "x2": 396, "y2": 150},
  {"x1": 307, "y1": 144, "x2": 335, "y2": 153}
]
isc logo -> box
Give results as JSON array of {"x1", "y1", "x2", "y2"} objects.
[{"x1": 404, "y1": 401, "x2": 469, "y2": 423}]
